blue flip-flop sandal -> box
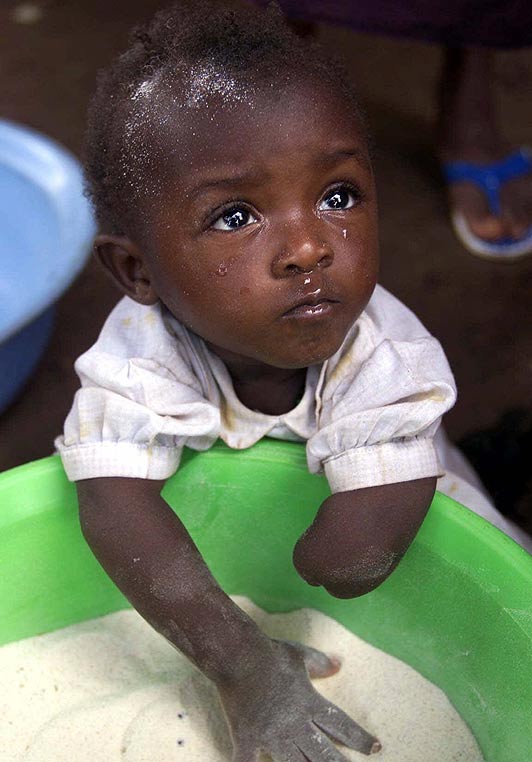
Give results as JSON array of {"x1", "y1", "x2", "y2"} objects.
[{"x1": 442, "y1": 147, "x2": 532, "y2": 261}]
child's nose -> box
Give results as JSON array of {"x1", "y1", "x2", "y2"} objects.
[{"x1": 271, "y1": 224, "x2": 333, "y2": 277}]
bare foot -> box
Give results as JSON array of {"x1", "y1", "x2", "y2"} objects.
[
  {"x1": 438, "y1": 48, "x2": 532, "y2": 244},
  {"x1": 441, "y1": 144, "x2": 532, "y2": 242}
]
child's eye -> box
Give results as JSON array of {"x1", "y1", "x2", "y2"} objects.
[
  {"x1": 212, "y1": 206, "x2": 257, "y2": 231},
  {"x1": 319, "y1": 186, "x2": 358, "y2": 211}
]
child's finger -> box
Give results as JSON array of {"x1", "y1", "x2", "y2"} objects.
[
  {"x1": 231, "y1": 744, "x2": 260, "y2": 762},
  {"x1": 270, "y1": 742, "x2": 310, "y2": 762},
  {"x1": 295, "y1": 728, "x2": 352, "y2": 761},
  {"x1": 302, "y1": 645, "x2": 341, "y2": 679},
  {"x1": 276, "y1": 639, "x2": 341, "y2": 678},
  {"x1": 313, "y1": 703, "x2": 381, "y2": 755}
]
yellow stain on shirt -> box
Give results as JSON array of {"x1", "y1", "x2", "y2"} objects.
[
  {"x1": 426, "y1": 391, "x2": 447, "y2": 404},
  {"x1": 220, "y1": 397, "x2": 237, "y2": 433},
  {"x1": 79, "y1": 421, "x2": 93, "y2": 439}
]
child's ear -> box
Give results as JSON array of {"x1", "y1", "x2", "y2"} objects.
[{"x1": 94, "y1": 235, "x2": 158, "y2": 305}]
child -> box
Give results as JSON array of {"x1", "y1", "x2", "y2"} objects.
[{"x1": 55, "y1": 1, "x2": 506, "y2": 758}]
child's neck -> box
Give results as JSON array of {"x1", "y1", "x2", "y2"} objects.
[
  {"x1": 206, "y1": 343, "x2": 307, "y2": 415},
  {"x1": 231, "y1": 368, "x2": 307, "y2": 415}
]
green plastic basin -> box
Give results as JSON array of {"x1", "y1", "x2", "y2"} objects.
[{"x1": 1, "y1": 440, "x2": 531, "y2": 760}]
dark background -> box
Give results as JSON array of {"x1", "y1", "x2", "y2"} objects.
[{"x1": 1, "y1": 0, "x2": 531, "y2": 529}]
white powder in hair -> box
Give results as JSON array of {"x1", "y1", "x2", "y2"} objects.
[
  {"x1": 131, "y1": 78, "x2": 157, "y2": 101},
  {"x1": 184, "y1": 62, "x2": 252, "y2": 108},
  {"x1": 0, "y1": 597, "x2": 484, "y2": 761},
  {"x1": 120, "y1": 60, "x2": 255, "y2": 207}
]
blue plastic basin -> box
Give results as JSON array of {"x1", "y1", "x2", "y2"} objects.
[{"x1": 0, "y1": 120, "x2": 96, "y2": 412}]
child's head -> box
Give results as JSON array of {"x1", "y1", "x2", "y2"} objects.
[{"x1": 86, "y1": 0, "x2": 379, "y2": 370}]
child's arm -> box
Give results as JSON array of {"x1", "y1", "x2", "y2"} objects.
[
  {"x1": 293, "y1": 477, "x2": 436, "y2": 599},
  {"x1": 76, "y1": 477, "x2": 380, "y2": 759}
]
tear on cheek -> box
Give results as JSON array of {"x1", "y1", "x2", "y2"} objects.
[{"x1": 213, "y1": 255, "x2": 238, "y2": 278}]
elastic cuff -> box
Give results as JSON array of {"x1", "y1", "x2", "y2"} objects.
[
  {"x1": 324, "y1": 439, "x2": 442, "y2": 493},
  {"x1": 56, "y1": 442, "x2": 182, "y2": 481}
]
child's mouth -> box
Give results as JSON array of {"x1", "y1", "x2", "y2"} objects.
[{"x1": 282, "y1": 298, "x2": 339, "y2": 319}]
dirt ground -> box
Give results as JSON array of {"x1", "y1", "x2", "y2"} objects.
[{"x1": 0, "y1": 0, "x2": 531, "y2": 531}]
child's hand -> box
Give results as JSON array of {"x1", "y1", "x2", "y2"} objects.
[
  {"x1": 218, "y1": 637, "x2": 380, "y2": 761},
  {"x1": 76, "y1": 478, "x2": 382, "y2": 759}
]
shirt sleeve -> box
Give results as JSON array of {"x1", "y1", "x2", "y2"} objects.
[
  {"x1": 306, "y1": 286, "x2": 457, "y2": 492},
  {"x1": 54, "y1": 298, "x2": 220, "y2": 481}
]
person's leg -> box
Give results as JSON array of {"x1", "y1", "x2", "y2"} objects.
[{"x1": 438, "y1": 47, "x2": 532, "y2": 244}]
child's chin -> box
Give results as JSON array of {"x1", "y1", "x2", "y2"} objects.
[{"x1": 268, "y1": 341, "x2": 345, "y2": 370}]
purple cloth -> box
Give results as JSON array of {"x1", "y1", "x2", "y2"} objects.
[{"x1": 255, "y1": 0, "x2": 532, "y2": 48}]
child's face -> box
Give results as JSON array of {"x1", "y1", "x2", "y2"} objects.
[{"x1": 140, "y1": 80, "x2": 378, "y2": 370}]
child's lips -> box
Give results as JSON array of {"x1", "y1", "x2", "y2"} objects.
[{"x1": 282, "y1": 294, "x2": 340, "y2": 319}]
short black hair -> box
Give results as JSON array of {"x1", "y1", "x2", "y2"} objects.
[{"x1": 84, "y1": 0, "x2": 366, "y2": 238}]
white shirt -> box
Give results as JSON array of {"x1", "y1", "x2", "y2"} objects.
[{"x1": 55, "y1": 285, "x2": 456, "y2": 492}]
